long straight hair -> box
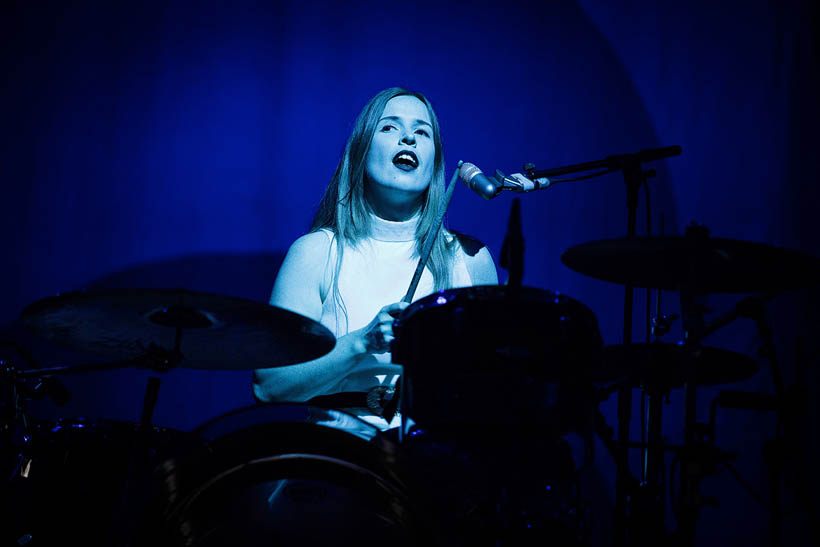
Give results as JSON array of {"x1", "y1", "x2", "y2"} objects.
[{"x1": 311, "y1": 87, "x2": 454, "y2": 331}]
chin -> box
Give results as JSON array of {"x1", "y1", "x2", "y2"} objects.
[{"x1": 372, "y1": 175, "x2": 430, "y2": 195}]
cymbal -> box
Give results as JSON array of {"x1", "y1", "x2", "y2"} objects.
[
  {"x1": 602, "y1": 343, "x2": 760, "y2": 387},
  {"x1": 561, "y1": 236, "x2": 820, "y2": 292},
  {"x1": 20, "y1": 288, "x2": 335, "y2": 370}
]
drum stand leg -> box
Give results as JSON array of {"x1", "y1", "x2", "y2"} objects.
[
  {"x1": 139, "y1": 376, "x2": 162, "y2": 429},
  {"x1": 110, "y1": 375, "x2": 163, "y2": 547},
  {"x1": 629, "y1": 386, "x2": 668, "y2": 547}
]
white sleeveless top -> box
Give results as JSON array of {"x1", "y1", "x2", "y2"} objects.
[{"x1": 316, "y1": 213, "x2": 474, "y2": 428}]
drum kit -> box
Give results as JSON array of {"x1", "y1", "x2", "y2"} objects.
[{"x1": 2, "y1": 151, "x2": 819, "y2": 546}]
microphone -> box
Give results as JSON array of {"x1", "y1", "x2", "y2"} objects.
[
  {"x1": 458, "y1": 162, "x2": 501, "y2": 200},
  {"x1": 459, "y1": 162, "x2": 551, "y2": 200}
]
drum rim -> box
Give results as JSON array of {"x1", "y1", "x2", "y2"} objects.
[
  {"x1": 192, "y1": 403, "x2": 381, "y2": 442},
  {"x1": 140, "y1": 404, "x2": 447, "y2": 546},
  {"x1": 396, "y1": 285, "x2": 597, "y2": 325}
]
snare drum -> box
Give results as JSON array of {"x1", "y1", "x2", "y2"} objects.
[{"x1": 134, "y1": 404, "x2": 444, "y2": 546}]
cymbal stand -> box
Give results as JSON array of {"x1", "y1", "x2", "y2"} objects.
[
  {"x1": 668, "y1": 222, "x2": 712, "y2": 547},
  {"x1": 702, "y1": 296, "x2": 817, "y2": 545},
  {"x1": 632, "y1": 218, "x2": 678, "y2": 546},
  {"x1": 738, "y1": 301, "x2": 816, "y2": 546}
]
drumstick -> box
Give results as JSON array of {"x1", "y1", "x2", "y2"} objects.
[{"x1": 402, "y1": 161, "x2": 462, "y2": 303}]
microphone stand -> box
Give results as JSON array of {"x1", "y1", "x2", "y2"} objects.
[
  {"x1": 517, "y1": 146, "x2": 682, "y2": 546},
  {"x1": 499, "y1": 198, "x2": 524, "y2": 289}
]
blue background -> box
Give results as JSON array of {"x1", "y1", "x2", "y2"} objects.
[{"x1": 2, "y1": 1, "x2": 818, "y2": 544}]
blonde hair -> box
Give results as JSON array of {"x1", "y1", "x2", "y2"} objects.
[{"x1": 311, "y1": 87, "x2": 455, "y2": 331}]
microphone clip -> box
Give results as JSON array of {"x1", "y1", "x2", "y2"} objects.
[{"x1": 494, "y1": 169, "x2": 551, "y2": 193}]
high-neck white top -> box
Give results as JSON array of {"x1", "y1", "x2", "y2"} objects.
[{"x1": 316, "y1": 214, "x2": 473, "y2": 428}]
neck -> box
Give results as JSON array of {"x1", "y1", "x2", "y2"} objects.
[
  {"x1": 368, "y1": 210, "x2": 419, "y2": 242},
  {"x1": 365, "y1": 187, "x2": 424, "y2": 221}
]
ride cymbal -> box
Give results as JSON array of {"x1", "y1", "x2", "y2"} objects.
[
  {"x1": 561, "y1": 236, "x2": 820, "y2": 292},
  {"x1": 20, "y1": 288, "x2": 335, "y2": 370}
]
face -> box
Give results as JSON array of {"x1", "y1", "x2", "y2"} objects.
[{"x1": 365, "y1": 95, "x2": 435, "y2": 200}]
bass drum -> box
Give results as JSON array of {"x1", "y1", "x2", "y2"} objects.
[{"x1": 135, "y1": 404, "x2": 444, "y2": 547}]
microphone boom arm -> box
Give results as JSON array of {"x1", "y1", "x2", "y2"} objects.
[{"x1": 525, "y1": 145, "x2": 682, "y2": 180}]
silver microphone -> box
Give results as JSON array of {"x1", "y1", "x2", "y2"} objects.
[
  {"x1": 458, "y1": 162, "x2": 502, "y2": 200},
  {"x1": 459, "y1": 162, "x2": 551, "y2": 200}
]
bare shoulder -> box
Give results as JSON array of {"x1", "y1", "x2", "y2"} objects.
[
  {"x1": 270, "y1": 230, "x2": 335, "y2": 319},
  {"x1": 451, "y1": 231, "x2": 498, "y2": 285},
  {"x1": 286, "y1": 230, "x2": 334, "y2": 265}
]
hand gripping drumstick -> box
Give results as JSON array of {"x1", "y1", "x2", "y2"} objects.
[{"x1": 402, "y1": 161, "x2": 462, "y2": 303}]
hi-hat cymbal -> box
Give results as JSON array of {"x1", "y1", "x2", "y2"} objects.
[
  {"x1": 20, "y1": 288, "x2": 335, "y2": 370},
  {"x1": 602, "y1": 343, "x2": 760, "y2": 388},
  {"x1": 561, "y1": 236, "x2": 820, "y2": 292}
]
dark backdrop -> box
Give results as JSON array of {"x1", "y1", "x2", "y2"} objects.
[{"x1": 2, "y1": 1, "x2": 818, "y2": 544}]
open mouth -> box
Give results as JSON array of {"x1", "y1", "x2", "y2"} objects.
[{"x1": 392, "y1": 150, "x2": 419, "y2": 171}]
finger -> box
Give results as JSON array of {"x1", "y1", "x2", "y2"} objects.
[
  {"x1": 384, "y1": 301, "x2": 409, "y2": 312},
  {"x1": 385, "y1": 301, "x2": 409, "y2": 317}
]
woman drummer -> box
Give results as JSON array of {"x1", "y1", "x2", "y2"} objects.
[{"x1": 252, "y1": 87, "x2": 498, "y2": 429}]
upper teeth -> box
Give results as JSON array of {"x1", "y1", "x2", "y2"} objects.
[{"x1": 397, "y1": 153, "x2": 416, "y2": 164}]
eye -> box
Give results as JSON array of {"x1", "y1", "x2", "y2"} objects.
[
  {"x1": 415, "y1": 128, "x2": 430, "y2": 137},
  {"x1": 381, "y1": 124, "x2": 396, "y2": 132}
]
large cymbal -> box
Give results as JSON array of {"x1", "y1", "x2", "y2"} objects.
[
  {"x1": 561, "y1": 236, "x2": 820, "y2": 292},
  {"x1": 20, "y1": 288, "x2": 335, "y2": 370},
  {"x1": 602, "y1": 343, "x2": 760, "y2": 388}
]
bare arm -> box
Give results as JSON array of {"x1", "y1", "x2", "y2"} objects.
[
  {"x1": 464, "y1": 246, "x2": 499, "y2": 285},
  {"x1": 253, "y1": 232, "x2": 405, "y2": 402}
]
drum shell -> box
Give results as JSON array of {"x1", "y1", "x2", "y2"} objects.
[
  {"x1": 392, "y1": 286, "x2": 604, "y2": 430},
  {"x1": 134, "y1": 404, "x2": 445, "y2": 547},
  {"x1": 3, "y1": 418, "x2": 185, "y2": 547}
]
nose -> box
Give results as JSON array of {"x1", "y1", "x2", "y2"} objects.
[{"x1": 400, "y1": 130, "x2": 416, "y2": 146}]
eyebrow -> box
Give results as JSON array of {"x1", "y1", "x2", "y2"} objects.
[{"x1": 378, "y1": 115, "x2": 433, "y2": 128}]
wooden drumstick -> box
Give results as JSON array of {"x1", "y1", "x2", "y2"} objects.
[{"x1": 402, "y1": 161, "x2": 462, "y2": 303}]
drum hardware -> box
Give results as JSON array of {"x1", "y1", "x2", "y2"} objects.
[
  {"x1": 366, "y1": 382, "x2": 399, "y2": 423},
  {"x1": 1, "y1": 340, "x2": 69, "y2": 502},
  {"x1": 1, "y1": 347, "x2": 176, "y2": 545},
  {"x1": 611, "y1": 146, "x2": 676, "y2": 547},
  {"x1": 562, "y1": 219, "x2": 820, "y2": 546},
  {"x1": 706, "y1": 309, "x2": 818, "y2": 547},
  {"x1": 650, "y1": 313, "x2": 678, "y2": 339}
]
